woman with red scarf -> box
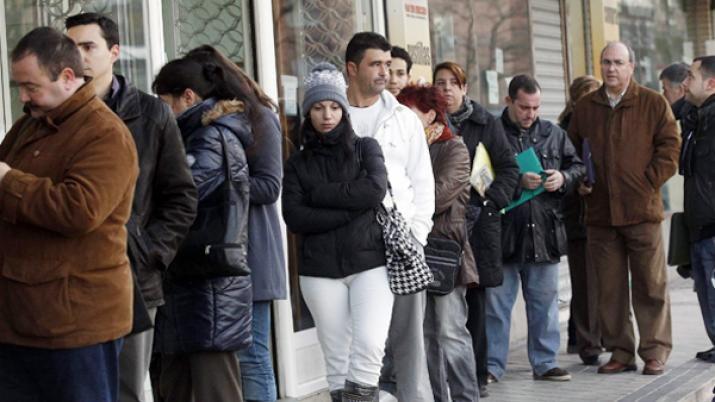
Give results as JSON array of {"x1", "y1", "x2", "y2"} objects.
[{"x1": 398, "y1": 85, "x2": 480, "y2": 402}]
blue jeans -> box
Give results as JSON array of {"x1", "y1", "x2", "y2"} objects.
[
  {"x1": 238, "y1": 301, "x2": 277, "y2": 402},
  {"x1": 692, "y1": 237, "x2": 715, "y2": 345},
  {"x1": 486, "y1": 263, "x2": 560, "y2": 378},
  {"x1": 0, "y1": 339, "x2": 123, "y2": 402}
]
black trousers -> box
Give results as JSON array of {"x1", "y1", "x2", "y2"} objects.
[{"x1": 465, "y1": 286, "x2": 488, "y2": 386}]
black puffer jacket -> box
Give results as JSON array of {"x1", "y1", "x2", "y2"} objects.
[
  {"x1": 282, "y1": 120, "x2": 388, "y2": 278},
  {"x1": 500, "y1": 110, "x2": 584, "y2": 264},
  {"x1": 155, "y1": 98, "x2": 253, "y2": 353},
  {"x1": 683, "y1": 94, "x2": 715, "y2": 241},
  {"x1": 111, "y1": 75, "x2": 197, "y2": 308},
  {"x1": 452, "y1": 100, "x2": 519, "y2": 287}
]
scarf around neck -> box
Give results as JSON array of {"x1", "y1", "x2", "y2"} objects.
[{"x1": 448, "y1": 96, "x2": 474, "y2": 130}]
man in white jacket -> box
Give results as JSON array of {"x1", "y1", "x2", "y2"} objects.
[{"x1": 345, "y1": 32, "x2": 436, "y2": 402}]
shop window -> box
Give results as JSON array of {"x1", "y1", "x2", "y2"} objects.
[
  {"x1": 4, "y1": 0, "x2": 148, "y2": 120},
  {"x1": 272, "y1": 0, "x2": 373, "y2": 332},
  {"x1": 161, "y1": 0, "x2": 253, "y2": 74},
  {"x1": 428, "y1": 0, "x2": 533, "y2": 115},
  {"x1": 618, "y1": 0, "x2": 688, "y2": 90}
]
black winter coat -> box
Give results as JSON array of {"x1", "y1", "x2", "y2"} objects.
[
  {"x1": 500, "y1": 110, "x2": 584, "y2": 264},
  {"x1": 452, "y1": 100, "x2": 519, "y2": 287},
  {"x1": 111, "y1": 75, "x2": 197, "y2": 308},
  {"x1": 155, "y1": 98, "x2": 253, "y2": 353},
  {"x1": 282, "y1": 120, "x2": 388, "y2": 278},
  {"x1": 559, "y1": 113, "x2": 587, "y2": 241},
  {"x1": 683, "y1": 94, "x2": 715, "y2": 241}
]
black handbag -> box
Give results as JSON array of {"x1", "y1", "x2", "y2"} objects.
[
  {"x1": 169, "y1": 132, "x2": 250, "y2": 279},
  {"x1": 424, "y1": 236, "x2": 462, "y2": 295},
  {"x1": 668, "y1": 212, "x2": 690, "y2": 266}
]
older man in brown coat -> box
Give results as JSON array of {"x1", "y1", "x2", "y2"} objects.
[
  {"x1": 568, "y1": 42, "x2": 680, "y2": 376},
  {"x1": 0, "y1": 27, "x2": 138, "y2": 402}
]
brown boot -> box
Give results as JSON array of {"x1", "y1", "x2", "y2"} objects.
[
  {"x1": 597, "y1": 359, "x2": 637, "y2": 374},
  {"x1": 642, "y1": 359, "x2": 665, "y2": 375}
]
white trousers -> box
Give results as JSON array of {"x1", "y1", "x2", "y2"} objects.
[{"x1": 300, "y1": 267, "x2": 394, "y2": 391}]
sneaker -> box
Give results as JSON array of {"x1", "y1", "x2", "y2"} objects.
[
  {"x1": 533, "y1": 367, "x2": 572, "y2": 381},
  {"x1": 479, "y1": 385, "x2": 489, "y2": 398}
]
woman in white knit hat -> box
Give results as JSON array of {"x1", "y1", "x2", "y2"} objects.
[{"x1": 282, "y1": 62, "x2": 392, "y2": 402}]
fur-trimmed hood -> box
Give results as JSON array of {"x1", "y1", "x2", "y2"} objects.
[
  {"x1": 201, "y1": 99, "x2": 245, "y2": 126},
  {"x1": 178, "y1": 97, "x2": 253, "y2": 148}
]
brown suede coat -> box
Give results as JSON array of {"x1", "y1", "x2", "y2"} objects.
[
  {"x1": 0, "y1": 82, "x2": 138, "y2": 349},
  {"x1": 429, "y1": 135, "x2": 478, "y2": 287},
  {"x1": 568, "y1": 80, "x2": 680, "y2": 227}
]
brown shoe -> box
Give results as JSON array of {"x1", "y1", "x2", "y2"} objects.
[
  {"x1": 597, "y1": 359, "x2": 637, "y2": 374},
  {"x1": 642, "y1": 359, "x2": 665, "y2": 375}
]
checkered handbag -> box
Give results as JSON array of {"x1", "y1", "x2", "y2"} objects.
[{"x1": 376, "y1": 186, "x2": 434, "y2": 295}]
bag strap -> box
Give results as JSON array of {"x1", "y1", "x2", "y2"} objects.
[{"x1": 215, "y1": 128, "x2": 233, "y2": 184}]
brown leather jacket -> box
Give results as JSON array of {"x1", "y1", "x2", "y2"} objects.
[
  {"x1": 429, "y1": 135, "x2": 478, "y2": 287},
  {"x1": 0, "y1": 82, "x2": 138, "y2": 349},
  {"x1": 568, "y1": 80, "x2": 680, "y2": 226}
]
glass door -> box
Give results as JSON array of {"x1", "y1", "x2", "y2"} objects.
[{"x1": 2, "y1": 0, "x2": 150, "y2": 122}]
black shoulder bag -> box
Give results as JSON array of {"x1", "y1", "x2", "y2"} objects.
[{"x1": 168, "y1": 132, "x2": 250, "y2": 278}]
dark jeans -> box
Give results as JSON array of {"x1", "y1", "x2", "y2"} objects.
[
  {"x1": 0, "y1": 339, "x2": 123, "y2": 402},
  {"x1": 692, "y1": 236, "x2": 715, "y2": 345}
]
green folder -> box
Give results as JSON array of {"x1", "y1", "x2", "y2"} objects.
[{"x1": 501, "y1": 147, "x2": 545, "y2": 214}]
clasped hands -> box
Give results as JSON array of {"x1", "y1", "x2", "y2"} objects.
[{"x1": 520, "y1": 169, "x2": 564, "y2": 192}]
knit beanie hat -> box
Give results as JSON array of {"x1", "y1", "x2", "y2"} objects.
[{"x1": 302, "y1": 62, "x2": 349, "y2": 115}]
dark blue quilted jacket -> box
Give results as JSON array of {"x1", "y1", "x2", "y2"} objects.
[{"x1": 155, "y1": 98, "x2": 253, "y2": 353}]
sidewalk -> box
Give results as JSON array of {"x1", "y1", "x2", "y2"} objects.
[{"x1": 487, "y1": 274, "x2": 715, "y2": 402}]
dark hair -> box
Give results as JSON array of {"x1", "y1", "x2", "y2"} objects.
[
  {"x1": 391, "y1": 46, "x2": 413, "y2": 73},
  {"x1": 508, "y1": 74, "x2": 541, "y2": 99},
  {"x1": 433, "y1": 61, "x2": 467, "y2": 88},
  {"x1": 152, "y1": 58, "x2": 216, "y2": 98},
  {"x1": 185, "y1": 45, "x2": 277, "y2": 111},
  {"x1": 345, "y1": 32, "x2": 391, "y2": 66},
  {"x1": 693, "y1": 56, "x2": 715, "y2": 80},
  {"x1": 659, "y1": 62, "x2": 690, "y2": 84},
  {"x1": 397, "y1": 85, "x2": 448, "y2": 127},
  {"x1": 11, "y1": 27, "x2": 84, "y2": 80},
  {"x1": 65, "y1": 12, "x2": 120, "y2": 48}
]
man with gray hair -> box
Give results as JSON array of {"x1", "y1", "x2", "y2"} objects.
[{"x1": 568, "y1": 41, "x2": 680, "y2": 376}]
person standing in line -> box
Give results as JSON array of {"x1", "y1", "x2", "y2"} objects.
[
  {"x1": 152, "y1": 55, "x2": 254, "y2": 402},
  {"x1": 682, "y1": 56, "x2": 715, "y2": 363},
  {"x1": 398, "y1": 84, "x2": 480, "y2": 402},
  {"x1": 387, "y1": 46, "x2": 412, "y2": 96},
  {"x1": 184, "y1": 45, "x2": 288, "y2": 402},
  {"x1": 65, "y1": 13, "x2": 198, "y2": 402},
  {"x1": 568, "y1": 41, "x2": 680, "y2": 376},
  {"x1": 433, "y1": 61, "x2": 519, "y2": 397},
  {"x1": 282, "y1": 63, "x2": 391, "y2": 402},
  {"x1": 660, "y1": 62, "x2": 693, "y2": 122},
  {"x1": 558, "y1": 75, "x2": 603, "y2": 365},
  {"x1": 344, "y1": 32, "x2": 436, "y2": 402},
  {"x1": 0, "y1": 27, "x2": 138, "y2": 402},
  {"x1": 487, "y1": 75, "x2": 583, "y2": 382}
]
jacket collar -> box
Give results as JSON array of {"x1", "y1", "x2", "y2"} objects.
[
  {"x1": 591, "y1": 79, "x2": 640, "y2": 109},
  {"x1": 45, "y1": 78, "x2": 96, "y2": 128},
  {"x1": 465, "y1": 100, "x2": 491, "y2": 125},
  {"x1": 110, "y1": 75, "x2": 141, "y2": 121},
  {"x1": 178, "y1": 98, "x2": 252, "y2": 147},
  {"x1": 698, "y1": 93, "x2": 715, "y2": 111}
]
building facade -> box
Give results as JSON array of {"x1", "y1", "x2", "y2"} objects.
[{"x1": 0, "y1": 0, "x2": 708, "y2": 398}]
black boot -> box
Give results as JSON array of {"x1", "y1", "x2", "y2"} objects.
[
  {"x1": 342, "y1": 380, "x2": 378, "y2": 402},
  {"x1": 330, "y1": 389, "x2": 343, "y2": 402}
]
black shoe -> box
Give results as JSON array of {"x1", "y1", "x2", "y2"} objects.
[
  {"x1": 696, "y1": 347, "x2": 715, "y2": 361},
  {"x1": 533, "y1": 367, "x2": 572, "y2": 381},
  {"x1": 330, "y1": 389, "x2": 343, "y2": 402},
  {"x1": 581, "y1": 354, "x2": 601, "y2": 366},
  {"x1": 342, "y1": 380, "x2": 378, "y2": 402},
  {"x1": 487, "y1": 373, "x2": 498, "y2": 384},
  {"x1": 479, "y1": 385, "x2": 489, "y2": 398}
]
